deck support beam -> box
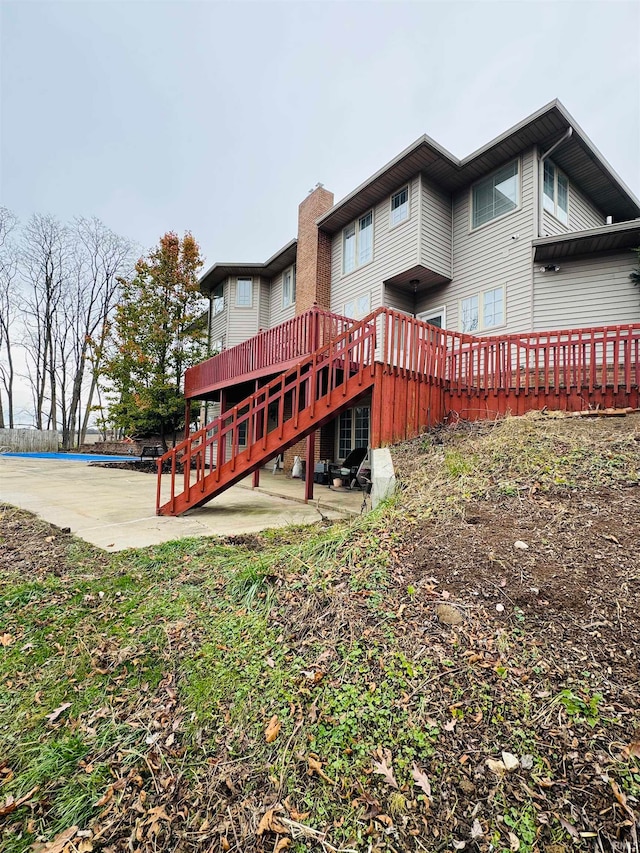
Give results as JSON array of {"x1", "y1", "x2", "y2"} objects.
[
  {"x1": 304, "y1": 430, "x2": 315, "y2": 503},
  {"x1": 184, "y1": 399, "x2": 191, "y2": 440},
  {"x1": 252, "y1": 379, "x2": 261, "y2": 487}
]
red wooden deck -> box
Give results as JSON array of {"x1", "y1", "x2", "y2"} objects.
[
  {"x1": 184, "y1": 307, "x2": 354, "y2": 398},
  {"x1": 158, "y1": 309, "x2": 640, "y2": 516}
]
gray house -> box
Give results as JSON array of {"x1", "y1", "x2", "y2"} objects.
[{"x1": 191, "y1": 99, "x2": 640, "y2": 462}]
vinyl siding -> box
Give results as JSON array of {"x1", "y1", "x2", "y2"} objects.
[
  {"x1": 227, "y1": 276, "x2": 259, "y2": 348},
  {"x1": 330, "y1": 175, "x2": 420, "y2": 316},
  {"x1": 542, "y1": 210, "x2": 567, "y2": 237},
  {"x1": 384, "y1": 284, "x2": 415, "y2": 314},
  {"x1": 415, "y1": 283, "x2": 451, "y2": 323},
  {"x1": 258, "y1": 278, "x2": 270, "y2": 332},
  {"x1": 417, "y1": 149, "x2": 536, "y2": 334},
  {"x1": 269, "y1": 270, "x2": 296, "y2": 328},
  {"x1": 533, "y1": 252, "x2": 639, "y2": 331},
  {"x1": 569, "y1": 182, "x2": 605, "y2": 231},
  {"x1": 420, "y1": 175, "x2": 452, "y2": 278}
]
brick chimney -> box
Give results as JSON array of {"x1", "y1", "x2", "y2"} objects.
[{"x1": 295, "y1": 185, "x2": 334, "y2": 315}]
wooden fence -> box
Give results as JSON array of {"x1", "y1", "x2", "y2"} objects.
[{"x1": 0, "y1": 429, "x2": 60, "y2": 452}]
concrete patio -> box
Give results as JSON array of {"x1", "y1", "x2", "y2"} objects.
[{"x1": 0, "y1": 458, "x2": 365, "y2": 552}]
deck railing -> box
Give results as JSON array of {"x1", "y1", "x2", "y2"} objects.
[
  {"x1": 377, "y1": 311, "x2": 640, "y2": 395},
  {"x1": 187, "y1": 307, "x2": 640, "y2": 403},
  {"x1": 444, "y1": 323, "x2": 640, "y2": 395},
  {"x1": 184, "y1": 306, "x2": 354, "y2": 398}
]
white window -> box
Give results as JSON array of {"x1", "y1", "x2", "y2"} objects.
[
  {"x1": 282, "y1": 265, "x2": 296, "y2": 308},
  {"x1": 343, "y1": 211, "x2": 373, "y2": 274},
  {"x1": 460, "y1": 286, "x2": 504, "y2": 333},
  {"x1": 461, "y1": 294, "x2": 479, "y2": 333},
  {"x1": 417, "y1": 307, "x2": 446, "y2": 329},
  {"x1": 236, "y1": 277, "x2": 252, "y2": 307},
  {"x1": 338, "y1": 406, "x2": 370, "y2": 459},
  {"x1": 344, "y1": 292, "x2": 371, "y2": 320},
  {"x1": 472, "y1": 161, "x2": 519, "y2": 228},
  {"x1": 211, "y1": 338, "x2": 224, "y2": 354},
  {"x1": 212, "y1": 283, "x2": 224, "y2": 316},
  {"x1": 390, "y1": 186, "x2": 409, "y2": 226},
  {"x1": 543, "y1": 161, "x2": 569, "y2": 225}
]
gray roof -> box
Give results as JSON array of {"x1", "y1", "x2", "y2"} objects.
[
  {"x1": 318, "y1": 100, "x2": 640, "y2": 234},
  {"x1": 533, "y1": 220, "x2": 640, "y2": 262},
  {"x1": 199, "y1": 239, "x2": 297, "y2": 293}
]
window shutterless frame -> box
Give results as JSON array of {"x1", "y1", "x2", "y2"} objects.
[
  {"x1": 542, "y1": 160, "x2": 569, "y2": 226},
  {"x1": 459, "y1": 285, "x2": 506, "y2": 333},
  {"x1": 389, "y1": 185, "x2": 410, "y2": 227},
  {"x1": 282, "y1": 265, "x2": 296, "y2": 309},
  {"x1": 469, "y1": 158, "x2": 521, "y2": 231},
  {"x1": 236, "y1": 276, "x2": 253, "y2": 307},
  {"x1": 342, "y1": 210, "x2": 374, "y2": 275},
  {"x1": 212, "y1": 282, "x2": 225, "y2": 316},
  {"x1": 417, "y1": 306, "x2": 446, "y2": 329}
]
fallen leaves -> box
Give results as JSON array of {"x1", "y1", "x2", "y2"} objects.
[
  {"x1": 257, "y1": 807, "x2": 289, "y2": 836},
  {"x1": 0, "y1": 784, "x2": 39, "y2": 817},
  {"x1": 44, "y1": 702, "x2": 72, "y2": 724},
  {"x1": 372, "y1": 752, "x2": 398, "y2": 789},
  {"x1": 265, "y1": 714, "x2": 281, "y2": 743},
  {"x1": 411, "y1": 764, "x2": 432, "y2": 800},
  {"x1": 0, "y1": 632, "x2": 14, "y2": 646},
  {"x1": 306, "y1": 755, "x2": 336, "y2": 785},
  {"x1": 33, "y1": 825, "x2": 79, "y2": 852}
]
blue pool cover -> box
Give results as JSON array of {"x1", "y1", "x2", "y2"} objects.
[{"x1": 3, "y1": 452, "x2": 139, "y2": 462}]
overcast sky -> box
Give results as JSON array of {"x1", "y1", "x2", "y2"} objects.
[
  {"x1": 1, "y1": 0, "x2": 639, "y2": 425},
  {"x1": 2, "y1": 0, "x2": 639, "y2": 268}
]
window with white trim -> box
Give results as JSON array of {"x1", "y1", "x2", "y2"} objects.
[
  {"x1": 390, "y1": 186, "x2": 409, "y2": 226},
  {"x1": 418, "y1": 306, "x2": 446, "y2": 329},
  {"x1": 338, "y1": 406, "x2": 370, "y2": 459},
  {"x1": 282, "y1": 265, "x2": 296, "y2": 308},
  {"x1": 211, "y1": 338, "x2": 224, "y2": 354},
  {"x1": 343, "y1": 211, "x2": 373, "y2": 274},
  {"x1": 344, "y1": 292, "x2": 371, "y2": 320},
  {"x1": 460, "y1": 286, "x2": 504, "y2": 333},
  {"x1": 212, "y1": 283, "x2": 224, "y2": 316},
  {"x1": 472, "y1": 161, "x2": 519, "y2": 228},
  {"x1": 236, "y1": 277, "x2": 252, "y2": 307},
  {"x1": 543, "y1": 161, "x2": 569, "y2": 225}
]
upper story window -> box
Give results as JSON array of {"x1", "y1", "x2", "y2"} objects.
[
  {"x1": 282, "y1": 265, "x2": 296, "y2": 308},
  {"x1": 472, "y1": 161, "x2": 519, "y2": 229},
  {"x1": 461, "y1": 286, "x2": 504, "y2": 333},
  {"x1": 211, "y1": 338, "x2": 224, "y2": 354},
  {"x1": 343, "y1": 211, "x2": 373, "y2": 274},
  {"x1": 212, "y1": 282, "x2": 225, "y2": 316},
  {"x1": 236, "y1": 277, "x2": 253, "y2": 307},
  {"x1": 543, "y1": 161, "x2": 569, "y2": 225},
  {"x1": 390, "y1": 186, "x2": 409, "y2": 226}
]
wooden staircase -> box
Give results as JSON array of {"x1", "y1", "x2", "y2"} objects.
[{"x1": 156, "y1": 313, "x2": 377, "y2": 516}]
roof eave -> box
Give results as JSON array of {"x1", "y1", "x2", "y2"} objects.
[{"x1": 199, "y1": 238, "x2": 297, "y2": 294}]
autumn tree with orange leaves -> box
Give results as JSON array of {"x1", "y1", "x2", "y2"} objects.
[{"x1": 105, "y1": 232, "x2": 206, "y2": 446}]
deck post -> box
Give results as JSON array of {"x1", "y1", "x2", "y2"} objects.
[
  {"x1": 253, "y1": 380, "x2": 261, "y2": 488},
  {"x1": 184, "y1": 399, "x2": 191, "y2": 440},
  {"x1": 304, "y1": 430, "x2": 315, "y2": 503}
]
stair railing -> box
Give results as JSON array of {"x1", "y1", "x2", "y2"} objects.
[{"x1": 157, "y1": 309, "x2": 379, "y2": 514}]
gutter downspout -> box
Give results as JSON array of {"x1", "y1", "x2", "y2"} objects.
[{"x1": 537, "y1": 127, "x2": 573, "y2": 237}]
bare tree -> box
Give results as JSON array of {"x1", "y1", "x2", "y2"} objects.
[
  {"x1": 64, "y1": 218, "x2": 134, "y2": 448},
  {"x1": 21, "y1": 213, "x2": 70, "y2": 430},
  {"x1": 0, "y1": 208, "x2": 19, "y2": 429}
]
